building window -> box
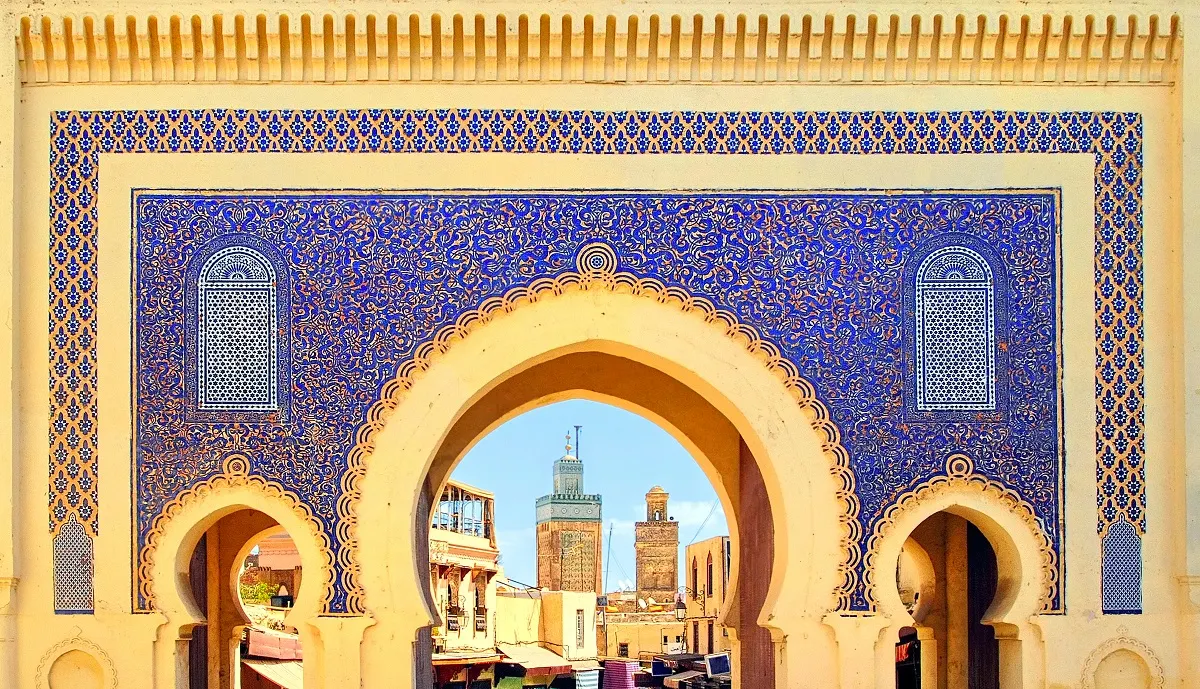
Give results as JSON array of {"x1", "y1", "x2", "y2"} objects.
[
  {"x1": 692, "y1": 621, "x2": 699, "y2": 653},
  {"x1": 198, "y1": 246, "x2": 278, "y2": 411},
  {"x1": 618, "y1": 642, "x2": 629, "y2": 658},
  {"x1": 706, "y1": 553, "x2": 714, "y2": 597},
  {"x1": 691, "y1": 557, "x2": 699, "y2": 599},
  {"x1": 475, "y1": 575, "x2": 488, "y2": 632},
  {"x1": 576, "y1": 609, "x2": 585, "y2": 648},
  {"x1": 707, "y1": 621, "x2": 714, "y2": 654},
  {"x1": 722, "y1": 539, "x2": 730, "y2": 600},
  {"x1": 914, "y1": 246, "x2": 996, "y2": 411}
]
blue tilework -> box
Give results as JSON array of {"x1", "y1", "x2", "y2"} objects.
[
  {"x1": 134, "y1": 191, "x2": 1060, "y2": 613},
  {"x1": 45, "y1": 109, "x2": 1143, "y2": 615}
]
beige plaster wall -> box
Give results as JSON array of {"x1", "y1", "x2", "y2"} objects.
[
  {"x1": 494, "y1": 593, "x2": 542, "y2": 646},
  {"x1": 602, "y1": 617, "x2": 683, "y2": 659},
  {"x1": 0, "y1": 48, "x2": 1189, "y2": 689}
]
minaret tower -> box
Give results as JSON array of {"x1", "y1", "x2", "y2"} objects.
[
  {"x1": 535, "y1": 432, "x2": 603, "y2": 594},
  {"x1": 634, "y1": 486, "x2": 679, "y2": 606}
]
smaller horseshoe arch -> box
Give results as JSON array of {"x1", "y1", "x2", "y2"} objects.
[
  {"x1": 143, "y1": 454, "x2": 337, "y2": 689},
  {"x1": 868, "y1": 455, "x2": 1055, "y2": 689}
]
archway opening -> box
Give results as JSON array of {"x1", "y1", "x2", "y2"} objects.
[
  {"x1": 409, "y1": 350, "x2": 781, "y2": 689},
  {"x1": 897, "y1": 511, "x2": 1002, "y2": 689},
  {"x1": 184, "y1": 509, "x2": 307, "y2": 689}
]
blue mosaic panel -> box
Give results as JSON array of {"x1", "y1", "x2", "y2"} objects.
[
  {"x1": 134, "y1": 191, "x2": 1061, "y2": 613},
  {"x1": 44, "y1": 109, "x2": 1144, "y2": 616}
]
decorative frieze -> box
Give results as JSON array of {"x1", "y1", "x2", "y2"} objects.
[{"x1": 17, "y1": 10, "x2": 1181, "y2": 85}]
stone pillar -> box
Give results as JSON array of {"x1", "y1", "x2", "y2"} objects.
[
  {"x1": 943, "y1": 516, "x2": 968, "y2": 689},
  {"x1": 0, "y1": 578, "x2": 16, "y2": 689},
  {"x1": 308, "y1": 617, "x2": 374, "y2": 689},
  {"x1": 737, "y1": 439, "x2": 775, "y2": 688},
  {"x1": 824, "y1": 614, "x2": 889, "y2": 689},
  {"x1": 1184, "y1": 6, "x2": 1200, "y2": 686},
  {"x1": 0, "y1": 7, "x2": 17, "y2": 689}
]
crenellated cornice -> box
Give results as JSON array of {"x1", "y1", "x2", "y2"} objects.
[{"x1": 15, "y1": 7, "x2": 1182, "y2": 85}]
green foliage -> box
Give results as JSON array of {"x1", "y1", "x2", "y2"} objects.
[{"x1": 239, "y1": 580, "x2": 278, "y2": 604}]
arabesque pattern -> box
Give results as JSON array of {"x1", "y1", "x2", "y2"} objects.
[
  {"x1": 46, "y1": 109, "x2": 1142, "y2": 616},
  {"x1": 134, "y1": 190, "x2": 1059, "y2": 614}
]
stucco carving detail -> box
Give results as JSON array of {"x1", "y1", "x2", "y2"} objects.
[
  {"x1": 35, "y1": 633, "x2": 117, "y2": 689},
  {"x1": 1080, "y1": 629, "x2": 1165, "y2": 689},
  {"x1": 18, "y1": 10, "x2": 1180, "y2": 86},
  {"x1": 137, "y1": 454, "x2": 336, "y2": 610}
]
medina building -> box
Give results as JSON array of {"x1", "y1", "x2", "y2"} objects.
[{"x1": 3, "y1": 1, "x2": 1198, "y2": 689}]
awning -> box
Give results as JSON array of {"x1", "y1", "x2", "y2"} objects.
[
  {"x1": 246, "y1": 628, "x2": 302, "y2": 660},
  {"x1": 242, "y1": 659, "x2": 303, "y2": 689},
  {"x1": 497, "y1": 643, "x2": 572, "y2": 676},
  {"x1": 431, "y1": 651, "x2": 503, "y2": 666},
  {"x1": 664, "y1": 670, "x2": 705, "y2": 689}
]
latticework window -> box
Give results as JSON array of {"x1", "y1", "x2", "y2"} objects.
[
  {"x1": 52, "y1": 515, "x2": 94, "y2": 613},
  {"x1": 915, "y1": 246, "x2": 996, "y2": 411},
  {"x1": 1101, "y1": 519, "x2": 1142, "y2": 614},
  {"x1": 198, "y1": 247, "x2": 278, "y2": 411}
]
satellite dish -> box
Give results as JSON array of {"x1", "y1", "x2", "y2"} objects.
[
  {"x1": 648, "y1": 597, "x2": 658, "y2": 606},
  {"x1": 638, "y1": 599, "x2": 647, "y2": 610}
]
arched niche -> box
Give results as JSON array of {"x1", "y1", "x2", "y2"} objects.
[
  {"x1": 35, "y1": 637, "x2": 116, "y2": 689},
  {"x1": 1081, "y1": 636, "x2": 1164, "y2": 689}
]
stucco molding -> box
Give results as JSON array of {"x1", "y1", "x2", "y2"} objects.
[
  {"x1": 339, "y1": 241, "x2": 860, "y2": 615},
  {"x1": 862, "y1": 453, "x2": 1057, "y2": 613},
  {"x1": 1079, "y1": 629, "x2": 1165, "y2": 689},
  {"x1": 16, "y1": 9, "x2": 1180, "y2": 85},
  {"x1": 34, "y1": 633, "x2": 117, "y2": 689},
  {"x1": 137, "y1": 453, "x2": 337, "y2": 611}
]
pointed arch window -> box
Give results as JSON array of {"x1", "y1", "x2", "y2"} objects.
[
  {"x1": 198, "y1": 246, "x2": 278, "y2": 411},
  {"x1": 706, "y1": 553, "x2": 714, "y2": 597},
  {"x1": 915, "y1": 246, "x2": 997, "y2": 411},
  {"x1": 691, "y1": 557, "x2": 699, "y2": 599}
]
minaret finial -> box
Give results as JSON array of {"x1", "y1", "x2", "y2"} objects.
[{"x1": 565, "y1": 431, "x2": 572, "y2": 455}]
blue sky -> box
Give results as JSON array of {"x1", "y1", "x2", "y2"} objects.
[{"x1": 450, "y1": 399, "x2": 728, "y2": 592}]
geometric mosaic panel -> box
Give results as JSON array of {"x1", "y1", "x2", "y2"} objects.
[
  {"x1": 915, "y1": 246, "x2": 997, "y2": 411},
  {"x1": 198, "y1": 247, "x2": 278, "y2": 412},
  {"x1": 52, "y1": 515, "x2": 94, "y2": 613},
  {"x1": 1101, "y1": 518, "x2": 1142, "y2": 614}
]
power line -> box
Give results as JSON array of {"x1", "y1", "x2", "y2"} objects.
[{"x1": 687, "y1": 500, "x2": 719, "y2": 546}]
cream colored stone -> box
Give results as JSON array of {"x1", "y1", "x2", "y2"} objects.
[{"x1": 0, "y1": 6, "x2": 1191, "y2": 685}]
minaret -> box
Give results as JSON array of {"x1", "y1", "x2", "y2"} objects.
[
  {"x1": 535, "y1": 432, "x2": 603, "y2": 595},
  {"x1": 634, "y1": 486, "x2": 679, "y2": 606}
]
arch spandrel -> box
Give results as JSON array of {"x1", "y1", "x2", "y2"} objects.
[{"x1": 131, "y1": 191, "x2": 1065, "y2": 618}]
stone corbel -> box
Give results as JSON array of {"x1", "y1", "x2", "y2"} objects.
[
  {"x1": 0, "y1": 577, "x2": 17, "y2": 616},
  {"x1": 1180, "y1": 574, "x2": 1200, "y2": 609}
]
